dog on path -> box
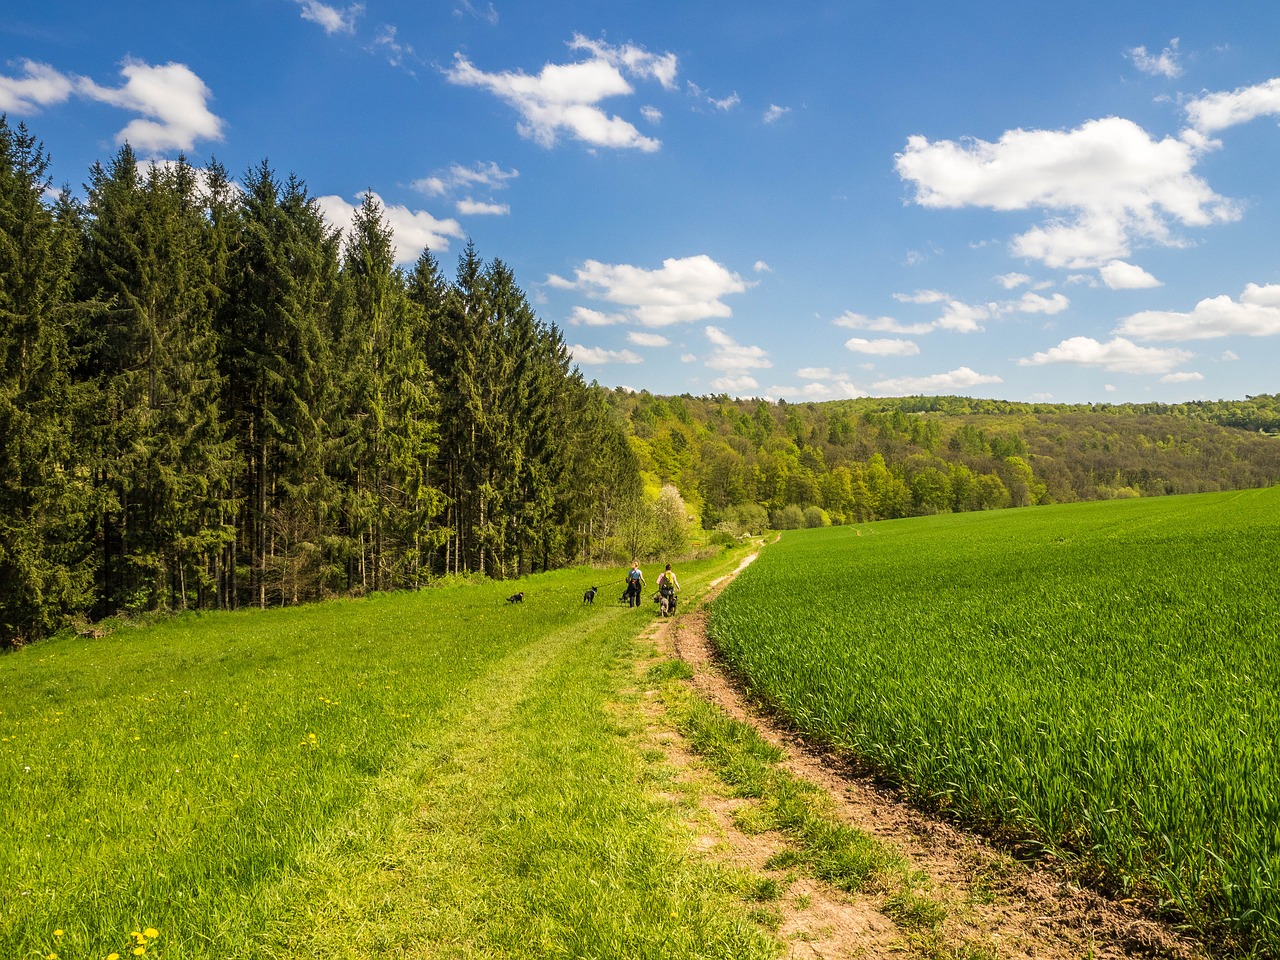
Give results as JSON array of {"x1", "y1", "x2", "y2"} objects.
[
  {"x1": 506, "y1": 592, "x2": 524, "y2": 604},
  {"x1": 583, "y1": 586, "x2": 598, "y2": 604}
]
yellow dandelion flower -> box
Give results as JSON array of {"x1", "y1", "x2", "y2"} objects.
[
  {"x1": 143, "y1": 928, "x2": 158, "y2": 939},
  {"x1": 108, "y1": 954, "x2": 121, "y2": 960},
  {"x1": 133, "y1": 947, "x2": 146, "y2": 957},
  {"x1": 54, "y1": 929, "x2": 63, "y2": 936}
]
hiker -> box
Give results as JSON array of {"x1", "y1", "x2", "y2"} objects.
[
  {"x1": 657, "y1": 563, "x2": 680, "y2": 615},
  {"x1": 625, "y1": 561, "x2": 646, "y2": 608}
]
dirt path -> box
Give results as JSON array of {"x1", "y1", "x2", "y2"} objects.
[{"x1": 642, "y1": 552, "x2": 1207, "y2": 960}]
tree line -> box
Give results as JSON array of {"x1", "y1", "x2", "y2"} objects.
[
  {"x1": 613, "y1": 391, "x2": 1280, "y2": 531},
  {"x1": 0, "y1": 118, "x2": 644, "y2": 646}
]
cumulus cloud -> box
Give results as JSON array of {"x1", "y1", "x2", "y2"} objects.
[
  {"x1": 1009, "y1": 292, "x2": 1070, "y2": 314},
  {"x1": 844, "y1": 337, "x2": 920, "y2": 356},
  {"x1": 413, "y1": 161, "x2": 518, "y2": 196},
  {"x1": 705, "y1": 325, "x2": 771, "y2": 372},
  {"x1": 76, "y1": 59, "x2": 224, "y2": 153},
  {"x1": 456, "y1": 197, "x2": 509, "y2": 215},
  {"x1": 1161, "y1": 371, "x2": 1204, "y2": 383},
  {"x1": 896, "y1": 116, "x2": 1238, "y2": 269},
  {"x1": 1017, "y1": 336, "x2": 1192, "y2": 374},
  {"x1": 568, "y1": 306, "x2": 628, "y2": 326},
  {"x1": 753, "y1": 260, "x2": 772, "y2": 273},
  {"x1": 797, "y1": 367, "x2": 833, "y2": 379},
  {"x1": 317, "y1": 192, "x2": 464, "y2": 264},
  {"x1": 627, "y1": 331, "x2": 670, "y2": 347},
  {"x1": 1128, "y1": 39, "x2": 1181, "y2": 79},
  {"x1": 769, "y1": 380, "x2": 869, "y2": 401},
  {"x1": 871, "y1": 367, "x2": 1003, "y2": 396},
  {"x1": 1099, "y1": 259, "x2": 1161, "y2": 289},
  {"x1": 444, "y1": 35, "x2": 676, "y2": 151},
  {"x1": 1116, "y1": 283, "x2": 1280, "y2": 341},
  {"x1": 996, "y1": 272, "x2": 1033, "y2": 289},
  {"x1": 570, "y1": 344, "x2": 643, "y2": 365},
  {"x1": 1185, "y1": 77, "x2": 1280, "y2": 134},
  {"x1": 0, "y1": 60, "x2": 74, "y2": 114},
  {"x1": 834, "y1": 311, "x2": 935, "y2": 335},
  {"x1": 296, "y1": 0, "x2": 363, "y2": 35},
  {"x1": 555, "y1": 254, "x2": 752, "y2": 327},
  {"x1": 763, "y1": 104, "x2": 791, "y2": 123},
  {"x1": 641, "y1": 105, "x2": 662, "y2": 124}
]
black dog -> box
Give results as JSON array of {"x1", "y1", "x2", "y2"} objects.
[
  {"x1": 506, "y1": 591, "x2": 524, "y2": 604},
  {"x1": 583, "y1": 586, "x2": 598, "y2": 604}
]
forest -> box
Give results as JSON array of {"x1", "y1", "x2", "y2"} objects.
[{"x1": 3, "y1": 114, "x2": 1279, "y2": 647}]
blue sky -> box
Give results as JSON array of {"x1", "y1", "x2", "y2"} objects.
[{"x1": 4, "y1": 1, "x2": 1280, "y2": 405}]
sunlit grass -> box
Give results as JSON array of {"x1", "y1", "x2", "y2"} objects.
[
  {"x1": 708, "y1": 487, "x2": 1280, "y2": 955},
  {"x1": 1, "y1": 551, "x2": 777, "y2": 959}
]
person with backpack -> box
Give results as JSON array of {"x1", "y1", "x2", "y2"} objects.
[
  {"x1": 625, "y1": 561, "x2": 646, "y2": 608},
  {"x1": 657, "y1": 563, "x2": 680, "y2": 615}
]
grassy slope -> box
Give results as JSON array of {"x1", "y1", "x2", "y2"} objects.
[
  {"x1": 1, "y1": 552, "x2": 775, "y2": 960},
  {"x1": 708, "y1": 487, "x2": 1280, "y2": 954}
]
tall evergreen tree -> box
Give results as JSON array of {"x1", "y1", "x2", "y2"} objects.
[{"x1": 0, "y1": 118, "x2": 96, "y2": 645}]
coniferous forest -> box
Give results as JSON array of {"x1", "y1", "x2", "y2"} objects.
[
  {"x1": 4, "y1": 115, "x2": 1280, "y2": 647},
  {"x1": 0, "y1": 118, "x2": 643, "y2": 646}
]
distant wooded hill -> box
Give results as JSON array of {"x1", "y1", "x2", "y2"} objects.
[{"x1": 607, "y1": 390, "x2": 1280, "y2": 532}]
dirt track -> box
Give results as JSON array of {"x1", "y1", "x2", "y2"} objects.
[{"x1": 643, "y1": 553, "x2": 1207, "y2": 960}]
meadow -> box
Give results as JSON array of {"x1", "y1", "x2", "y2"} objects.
[
  {"x1": 0, "y1": 551, "x2": 779, "y2": 960},
  {"x1": 708, "y1": 487, "x2": 1280, "y2": 955}
]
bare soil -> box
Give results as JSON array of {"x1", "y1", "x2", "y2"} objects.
[{"x1": 640, "y1": 553, "x2": 1209, "y2": 960}]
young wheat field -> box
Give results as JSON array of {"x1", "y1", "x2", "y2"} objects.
[{"x1": 709, "y1": 487, "x2": 1280, "y2": 955}]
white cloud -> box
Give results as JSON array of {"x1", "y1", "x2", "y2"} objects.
[
  {"x1": 763, "y1": 104, "x2": 791, "y2": 124},
  {"x1": 456, "y1": 197, "x2": 509, "y2": 215},
  {"x1": 1160, "y1": 371, "x2": 1204, "y2": 383},
  {"x1": 680, "y1": 353, "x2": 697, "y2": 363},
  {"x1": 627, "y1": 331, "x2": 670, "y2": 347},
  {"x1": 711, "y1": 374, "x2": 760, "y2": 394},
  {"x1": 797, "y1": 367, "x2": 832, "y2": 379},
  {"x1": 1128, "y1": 39, "x2": 1181, "y2": 79},
  {"x1": 76, "y1": 59, "x2": 224, "y2": 153},
  {"x1": 557, "y1": 254, "x2": 752, "y2": 327},
  {"x1": 453, "y1": 0, "x2": 498, "y2": 24},
  {"x1": 413, "y1": 161, "x2": 518, "y2": 196},
  {"x1": 445, "y1": 36, "x2": 676, "y2": 151},
  {"x1": 871, "y1": 367, "x2": 1003, "y2": 396},
  {"x1": 568, "y1": 306, "x2": 627, "y2": 326},
  {"x1": 896, "y1": 117, "x2": 1238, "y2": 269},
  {"x1": 894, "y1": 289, "x2": 949, "y2": 305},
  {"x1": 1099, "y1": 260, "x2": 1161, "y2": 289},
  {"x1": 374, "y1": 25, "x2": 414, "y2": 69},
  {"x1": 834, "y1": 311, "x2": 935, "y2": 335},
  {"x1": 0, "y1": 60, "x2": 73, "y2": 114},
  {"x1": 641, "y1": 105, "x2": 662, "y2": 124},
  {"x1": 569, "y1": 35, "x2": 678, "y2": 90},
  {"x1": 1185, "y1": 77, "x2": 1280, "y2": 134},
  {"x1": 296, "y1": 0, "x2": 363, "y2": 35},
  {"x1": 1017, "y1": 336, "x2": 1192, "y2": 374},
  {"x1": 936, "y1": 299, "x2": 990, "y2": 332},
  {"x1": 705, "y1": 325, "x2": 771, "y2": 372},
  {"x1": 1007, "y1": 291, "x2": 1070, "y2": 315},
  {"x1": 753, "y1": 260, "x2": 772, "y2": 273},
  {"x1": 995, "y1": 272, "x2": 1032, "y2": 289},
  {"x1": 769, "y1": 380, "x2": 869, "y2": 400},
  {"x1": 317, "y1": 192, "x2": 464, "y2": 264},
  {"x1": 1116, "y1": 283, "x2": 1280, "y2": 341},
  {"x1": 687, "y1": 81, "x2": 740, "y2": 111},
  {"x1": 844, "y1": 337, "x2": 920, "y2": 356},
  {"x1": 1222, "y1": 349, "x2": 1240, "y2": 361},
  {"x1": 570, "y1": 344, "x2": 643, "y2": 365}
]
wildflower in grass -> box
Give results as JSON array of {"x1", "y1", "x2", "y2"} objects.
[
  {"x1": 54, "y1": 929, "x2": 63, "y2": 936},
  {"x1": 144, "y1": 929, "x2": 158, "y2": 939},
  {"x1": 108, "y1": 954, "x2": 120, "y2": 960}
]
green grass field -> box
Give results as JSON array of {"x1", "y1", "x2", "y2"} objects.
[
  {"x1": 708, "y1": 487, "x2": 1280, "y2": 955},
  {"x1": 1, "y1": 551, "x2": 780, "y2": 960}
]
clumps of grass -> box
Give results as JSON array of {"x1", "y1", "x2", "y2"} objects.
[{"x1": 650, "y1": 663, "x2": 948, "y2": 931}]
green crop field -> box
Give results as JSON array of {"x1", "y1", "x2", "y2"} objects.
[
  {"x1": 709, "y1": 487, "x2": 1280, "y2": 955},
  {"x1": 0, "y1": 552, "x2": 779, "y2": 960}
]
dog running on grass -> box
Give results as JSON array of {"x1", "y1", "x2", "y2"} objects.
[
  {"x1": 506, "y1": 591, "x2": 524, "y2": 604},
  {"x1": 583, "y1": 586, "x2": 598, "y2": 604}
]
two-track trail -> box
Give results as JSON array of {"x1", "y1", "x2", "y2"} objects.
[{"x1": 642, "y1": 551, "x2": 1207, "y2": 960}]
